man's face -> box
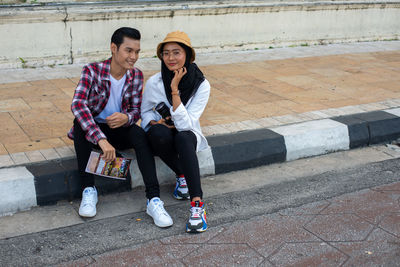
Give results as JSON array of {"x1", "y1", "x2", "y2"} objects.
[{"x1": 111, "y1": 37, "x2": 140, "y2": 70}]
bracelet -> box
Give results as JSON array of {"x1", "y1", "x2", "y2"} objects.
[{"x1": 171, "y1": 90, "x2": 180, "y2": 96}]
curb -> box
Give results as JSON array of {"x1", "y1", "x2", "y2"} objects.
[{"x1": 1, "y1": 108, "x2": 400, "y2": 216}]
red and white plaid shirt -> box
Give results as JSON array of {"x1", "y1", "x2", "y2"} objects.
[{"x1": 68, "y1": 58, "x2": 143, "y2": 144}]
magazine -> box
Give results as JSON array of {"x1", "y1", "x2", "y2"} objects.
[{"x1": 85, "y1": 151, "x2": 132, "y2": 180}]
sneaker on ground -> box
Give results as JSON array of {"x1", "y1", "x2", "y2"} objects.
[
  {"x1": 173, "y1": 175, "x2": 190, "y2": 200},
  {"x1": 146, "y1": 197, "x2": 173, "y2": 228},
  {"x1": 78, "y1": 186, "x2": 98, "y2": 218},
  {"x1": 186, "y1": 200, "x2": 207, "y2": 233}
]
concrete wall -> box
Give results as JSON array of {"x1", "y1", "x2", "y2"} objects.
[{"x1": 1, "y1": 0, "x2": 399, "y2": 68}]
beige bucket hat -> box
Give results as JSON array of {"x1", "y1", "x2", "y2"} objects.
[{"x1": 156, "y1": 31, "x2": 196, "y2": 63}]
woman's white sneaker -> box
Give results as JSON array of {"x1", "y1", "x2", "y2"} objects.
[
  {"x1": 146, "y1": 197, "x2": 173, "y2": 227},
  {"x1": 78, "y1": 187, "x2": 98, "y2": 217}
]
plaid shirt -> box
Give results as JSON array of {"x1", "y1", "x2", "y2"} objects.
[{"x1": 68, "y1": 58, "x2": 143, "y2": 145}]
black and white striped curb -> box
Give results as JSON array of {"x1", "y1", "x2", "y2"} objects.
[{"x1": 1, "y1": 108, "x2": 400, "y2": 216}]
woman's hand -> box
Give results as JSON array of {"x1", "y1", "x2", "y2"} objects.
[
  {"x1": 151, "y1": 118, "x2": 175, "y2": 129},
  {"x1": 170, "y1": 67, "x2": 187, "y2": 90}
]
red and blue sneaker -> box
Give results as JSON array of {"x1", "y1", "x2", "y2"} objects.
[
  {"x1": 173, "y1": 175, "x2": 190, "y2": 200},
  {"x1": 186, "y1": 200, "x2": 207, "y2": 233}
]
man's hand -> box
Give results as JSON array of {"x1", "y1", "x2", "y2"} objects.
[
  {"x1": 98, "y1": 139, "x2": 116, "y2": 162},
  {"x1": 106, "y1": 112, "x2": 129, "y2": 129}
]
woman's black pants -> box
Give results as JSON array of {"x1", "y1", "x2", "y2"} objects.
[
  {"x1": 73, "y1": 119, "x2": 160, "y2": 199},
  {"x1": 146, "y1": 124, "x2": 203, "y2": 200}
]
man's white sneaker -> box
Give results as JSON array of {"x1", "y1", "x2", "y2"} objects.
[
  {"x1": 79, "y1": 187, "x2": 98, "y2": 218},
  {"x1": 146, "y1": 197, "x2": 173, "y2": 228}
]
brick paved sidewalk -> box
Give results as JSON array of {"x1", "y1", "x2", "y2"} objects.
[
  {"x1": 0, "y1": 45, "x2": 400, "y2": 167},
  {"x1": 60, "y1": 181, "x2": 400, "y2": 266}
]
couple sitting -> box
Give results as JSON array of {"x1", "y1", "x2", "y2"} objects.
[{"x1": 68, "y1": 27, "x2": 210, "y2": 233}]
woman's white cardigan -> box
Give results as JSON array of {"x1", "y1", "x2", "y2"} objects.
[{"x1": 141, "y1": 72, "x2": 211, "y2": 152}]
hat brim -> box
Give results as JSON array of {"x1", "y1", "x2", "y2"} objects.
[{"x1": 157, "y1": 40, "x2": 196, "y2": 63}]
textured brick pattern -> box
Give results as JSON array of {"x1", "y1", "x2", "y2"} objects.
[
  {"x1": 60, "y1": 181, "x2": 400, "y2": 266},
  {"x1": 0, "y1": 48, "x2": 399, "y2": 168}
]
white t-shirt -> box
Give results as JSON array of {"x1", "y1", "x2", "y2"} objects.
[{"x1": 95, "y1": 74, "x2": 126, "y2": 123}]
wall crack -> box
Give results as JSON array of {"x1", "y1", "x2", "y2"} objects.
[{"x1": 63, "y1": 7, "x2": 73, "y2": 64}]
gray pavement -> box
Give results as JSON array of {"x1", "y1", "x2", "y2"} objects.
[{"x1": 1, "y1": 144, "x2": 399, "y2": 265}]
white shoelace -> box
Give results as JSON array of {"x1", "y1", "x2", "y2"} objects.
[
  {"x1": 152, "y1": 200, "x2": 168, "y2": 216},
  {"x1": 190, "y1": 207, "x2": 202, "y2": 218},
  {"x1": 177, "y1": 177, "x2": 187, "y2": 186},
  {"x1": 82, "y1": 192, "x2": 95, "y2": 207}
]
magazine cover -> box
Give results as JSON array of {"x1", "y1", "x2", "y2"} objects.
[{"x1": 85, "y1": 151, "x2": 131, "y2": 180}]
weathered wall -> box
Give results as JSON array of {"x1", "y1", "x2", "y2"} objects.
[{"x1": 1, "y1": 0, "x2": 399, "y2": 68}]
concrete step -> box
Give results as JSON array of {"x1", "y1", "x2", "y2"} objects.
[{"x1": 2, "y1": 108, "x2": 400, "y2": 216}]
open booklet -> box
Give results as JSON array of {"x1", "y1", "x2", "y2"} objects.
[{"x1": 85, "y1": 151, "x2": 132, "y2": 180}]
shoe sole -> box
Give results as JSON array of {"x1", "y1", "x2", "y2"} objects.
[
  {"x1": 173, "y1": 193, "x2": 190, "y2": 200},
  {"x1": 146, "y1": 210, "x2": 173, "y2": 228},
  {"x1": 79, "y1": 211, "x2": 96, "y2": 218},
  {"x1": 186, "y1": 225, "x2": 207, "y2": 233}
]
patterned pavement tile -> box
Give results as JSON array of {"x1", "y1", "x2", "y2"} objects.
[
  {"x1": 210, "y1": 214, "x2": 318, "y2": 257},
  {"x1": 25, "y1": 150, "x2": 46, "y2": 163},
  {"x1": 0, "y1": 49, "x2": 399, "y2": 165},
  {"x1": 279, "y1": 200, "x2": 330, "y2": 216},
  {"x1": 304, "y1": 214, "x2": 374, "y2": 242},
  {"x1": 240, "y1": 101, "x2": 293, "y2": 117},
  {"x1": 90, "y1": 241, "x2": 197, "y2": 266},
  {"x1": 181, "y1": 244, "x2": 264, "y2": 266},
  {"x1": 0, "y1": 154, "x2": 14, "y2": 167},
  {"x1": 334, "y1": 228, "x2": 400, "y2": 266},
  {"x1": 379, "y1": 213, "x2": 400, "y2": 238},
  {"x1": 372, "y1": 80, "x2": 400, "y2": 93},
  {"x1": 213, "y1": 92, "x2": 252, "y2": 108},
  {"x1": 5, "y1": 138, "x2": 66, "y2": 154},
  {"x1": 27, "y1": 101, "x2": 56, "y2": 109},
  {"x1": 10, "y1": 152, "x2": 30, "y2": 165},
  {"x1": 373, "y1": 182, "x2": 400, "y2": 192},
  {"x1": 269, "y1": 242, "x2": 347, "y2": 267},
  {"x1": 19, "y1": 122, "x2": 71, "y2": 140},
  {"x1": 0, "y1": 113, "x2": 30, "y2": 144},
  {"x1": 0, "y1": 98, "x2": 30, "y2": 113},
  {"x1": 160, "y1": 226, "x2": 225, "y2": 245},
  {"x1": 322, "y1": 98, "x2": 362, "y2": 109},
  {"x1": 0, "y1": 81, "x2": 28, "y2": 89},
  {"x1": 0, "y1": 143, "x2": 8, "y2": 155},
  {"x1": 202, "y1": 97, "x2": 252, "y2": 124},
  {"x1": 49, "y1": 78, "x2": 77, "y2": 89},
  {"x1": 321, "y1": 189, "x2": 400, "y2": 225}
]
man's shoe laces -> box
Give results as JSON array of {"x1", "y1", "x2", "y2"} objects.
[
  {"x1": 153, "y1": 200, "x2": 169, "y2": 216},
  {"x1": 81, "y1": 193, "x2": 95, "y2": 207}
]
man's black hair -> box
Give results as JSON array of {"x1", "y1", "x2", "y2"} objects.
[{"x1": 111, "y1": 27, "x2": 141, "y2": 49}]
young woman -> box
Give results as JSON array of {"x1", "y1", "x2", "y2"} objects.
[{"x1": 141, "y1": 31, "x2": 210, "y2": 233}]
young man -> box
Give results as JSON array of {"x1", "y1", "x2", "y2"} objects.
[{"x1": 68, "y1": 27, "x2": 173, "y2": 227}]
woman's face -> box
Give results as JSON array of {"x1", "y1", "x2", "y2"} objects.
[{"x1": 161, "y1": 42, "x2": 186, "y2": 71}]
